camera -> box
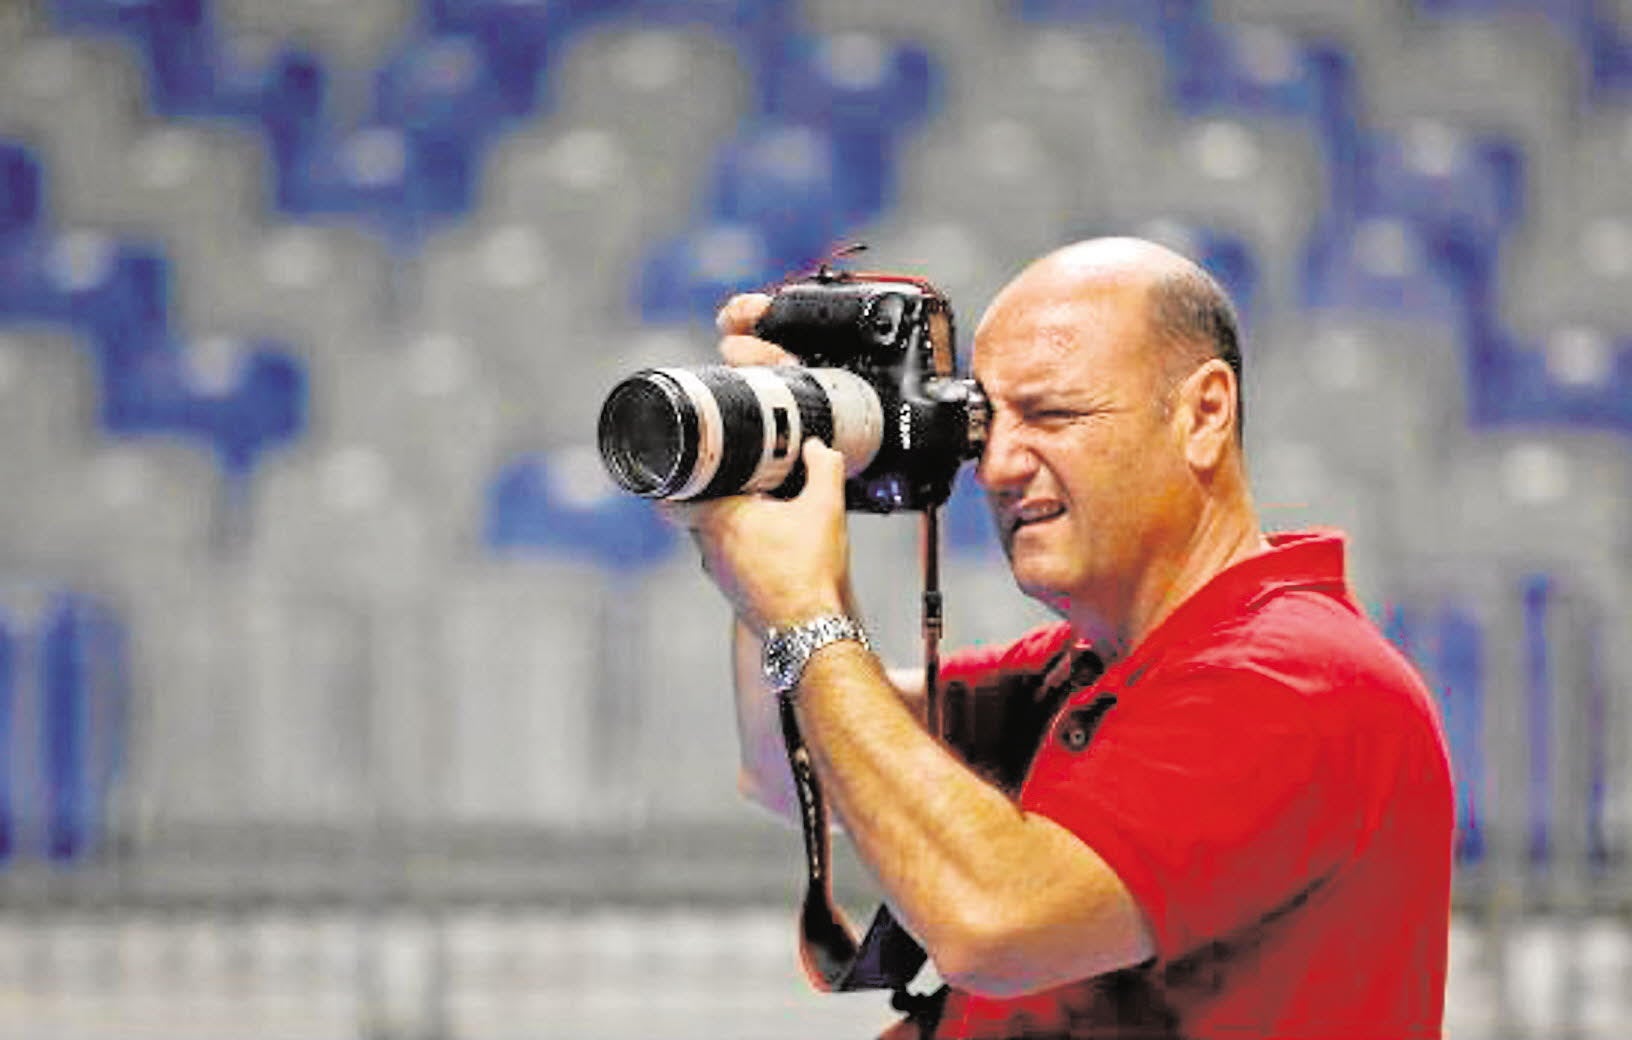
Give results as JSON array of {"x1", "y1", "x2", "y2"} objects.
[{"x1": 597, "y1": 269, "x2": 988, "y2": 513}]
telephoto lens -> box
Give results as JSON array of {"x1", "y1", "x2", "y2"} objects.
[{"x1": 597, "y1": 364, "x2": 885, "y2": 501}]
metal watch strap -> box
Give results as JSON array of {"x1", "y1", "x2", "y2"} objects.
[{"x1": 762, "y1": 614, "x2": 872, "y2": 698}]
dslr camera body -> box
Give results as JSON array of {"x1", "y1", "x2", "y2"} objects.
[{"x1": 598, "y1": 269, "x2": 988, "y2": 513}]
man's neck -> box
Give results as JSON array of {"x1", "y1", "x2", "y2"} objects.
[{"x1": 1070, "y1": 504, "x2": 1268, "y2": 667}]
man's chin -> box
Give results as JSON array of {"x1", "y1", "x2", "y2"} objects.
[{"x1": 1010, "y1": 568, "x2": 1072, "y2": 616}]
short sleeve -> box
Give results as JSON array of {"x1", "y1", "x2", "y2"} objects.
[
  {"x1": 940, "y1": 622, "x2": 1075, "y2": 689},
  {"x1": 1020, "y1": 666, "x2": 1355, "y2": 962}
]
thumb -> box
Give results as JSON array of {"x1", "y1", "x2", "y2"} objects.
[
  {"x1": 800, "y1": 437, "x2": 847, "y2": 504},
  {"x1": 802, "y1": 436, "x2": 845, "y2": 479}
]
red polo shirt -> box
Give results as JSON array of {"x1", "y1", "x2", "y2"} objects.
[{"x1": 931, "y1": 530, "x2": 1454, "y2": 1039}]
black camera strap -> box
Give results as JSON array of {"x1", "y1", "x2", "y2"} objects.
[{"x1": 776, "y1": 510, "x2": 948, "y2": 1028}]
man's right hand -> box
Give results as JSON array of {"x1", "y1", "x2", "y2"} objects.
[{"x1": 715, "y1": 292, "x2": 796, "y2": 367}]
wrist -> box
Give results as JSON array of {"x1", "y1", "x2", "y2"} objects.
[{"x1": 761, "y1": 613, "x2": 872, "y2": 699}]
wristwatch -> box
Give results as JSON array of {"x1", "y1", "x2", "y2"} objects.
[{"x1": 761, "y1": 614, "x2": 873, "y2": 698}]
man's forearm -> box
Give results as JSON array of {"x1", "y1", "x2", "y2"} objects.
[{"x1": 787, "y1": 643, "x2": 1153, "y2": 992}]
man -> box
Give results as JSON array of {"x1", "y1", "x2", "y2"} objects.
[{"x1": 674, "y1": 238, "x2": 1454, "y2": 1037}]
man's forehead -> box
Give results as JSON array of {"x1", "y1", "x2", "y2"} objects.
[{"x1": 974, "y1": 289, "x2": 1145, "y2": 367}]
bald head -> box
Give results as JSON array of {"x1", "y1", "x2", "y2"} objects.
[
  {"x1": 970, "y1": 237, "x2": 1261, "y2": 646},
  {"x1": 979, "y1": 237, "x2": 1245, "y2": 440}
]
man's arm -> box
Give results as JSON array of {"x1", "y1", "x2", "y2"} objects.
[
  {"x1": 788, "y1": 636, "x2": 1155, "y2": 998},
  {"x1": 732, "y1": 616, "x2": 924, "y2": 822}
]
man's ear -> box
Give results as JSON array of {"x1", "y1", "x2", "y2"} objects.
[{"x1": 1176, "y1": 358, "x2": 1237, "y2": 472}]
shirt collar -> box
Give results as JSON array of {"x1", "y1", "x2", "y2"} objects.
[{"x1": 1089, "y1": 527, "x2": 1354, "y2": 690}]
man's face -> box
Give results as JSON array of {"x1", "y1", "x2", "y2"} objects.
[{"x1": 971, "y1": 278, "x2": 1195, "y2": 625}]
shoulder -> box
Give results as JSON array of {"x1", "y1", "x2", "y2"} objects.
[
  {"x1": 1158, "y1": 591, "x2": 1450, "y2": 778},
  {"x1": 1182, "y1": 591, "x2": 1432, "y2": 709}
]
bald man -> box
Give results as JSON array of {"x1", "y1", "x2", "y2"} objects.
[{"x1": 677, "y1": 239, "x2": 1453, "y2": 1038}]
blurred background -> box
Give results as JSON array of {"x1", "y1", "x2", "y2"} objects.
[{"x1": 0, "y1": 0, "x2": 1627, "y2": 1036}]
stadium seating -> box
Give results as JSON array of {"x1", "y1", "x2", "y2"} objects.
[{"x1": 0, "y1": 0, "x2": 1621, "y2": 931}]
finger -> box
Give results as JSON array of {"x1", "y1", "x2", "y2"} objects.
[
  {"x1": 716, "y1": 293, "x2": 774, "y2": 336},
  {"x1": 720, "y1": 334, "x2": 798, "y2": 367},
  {"x1": 800, "y1": 437, "x2": 847, "y2": 501}
]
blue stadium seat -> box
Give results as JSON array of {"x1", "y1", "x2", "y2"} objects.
[
  {"x1": 0, "y1": 234, "x2": 176, "y2": 378},
  {"x1": 275, "y1": 124, "x2": 460, "y2": 248},
  {"x1": 374, "y1": 31, "x2": 528, "y2": 135},
  {"x1": 422, "y1": 0, "x2": 570, "y2": 116},
  {"x1": 1585, "y1": 19, "x2": 1632, "y2": 99},
  {"x1": 1346, "y1": 123, "x2": 1526, "y2": 257},
  {"x1": 1381, "y1": 600, "x2": 1486, "y2": 864},
  {"x1": 0, "y1": 611, "x2": 12, "y2": 861},
  {"x1": 38, "y1": 590, "x2": 129, "y2": 863},
  {"x1": 370, "y1": 33, "x2": 529, "y2": 219},
  {"x1": 1467, "y1": 326, "x2": 1632, "y2": 433},
  {"x1": 1437, "y1": 603, "x2": 1489, "y2": 865},
  {"x1": 0, "y1": 143, "x2": 43, "y2": 242},
  {"x1": 1299, "y1": 217, "x2": 1476, "y2": 333},
  {"x1": 636, "y1": 221, "x2": 790, "y2": 325},
  {"x1": 183, "y1": 43, "x2": 326, "y2": 169},
  {"x1": 758, "y1": 32, "x2": 939, "y2": 136},
  {"x1": 101, "y1": 337, "x2": 308, "y2": 484},
  {"x1": 1520, "y1": 574, "x2": 1554, "y2": 865},
  {"x1": 484, "y1": 450, "x2": 678, "y2": 573},
  {"x1": 1166, "y1": 20, "x2": 1361, "y2": 162},
  {"x1": 705, "y1": 120, "x2": 871, "y2": 260},
  {"x1": 1013, "y1": 0, "x2": 1209, "y2": 45},
  {"x1": 51, "y1": 0, "x2": 217, "y2": 113}
]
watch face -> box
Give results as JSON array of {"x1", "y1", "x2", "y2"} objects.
[{"x1": 763, "y1": 632, "x2": 798, "y2": 689}]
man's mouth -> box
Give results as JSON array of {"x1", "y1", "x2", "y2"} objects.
[{"x1": 1009, "y1": 502, "x2": 1066, "y2": 537}]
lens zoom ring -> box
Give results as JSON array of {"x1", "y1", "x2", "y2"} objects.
[{"x1": 695, "y1": 367, "x2": 766, "y2": 500}]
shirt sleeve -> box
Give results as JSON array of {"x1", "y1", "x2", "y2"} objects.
[
  {"x1": 936, "y1": 623, "x2": 1075, "y2": 787},
  {"x1": 1019, "y1": 664, "x2": 1355, "y2": 962},
  {"x1": 939, "y1": 621, "x2": 1075, "y2": 687}
]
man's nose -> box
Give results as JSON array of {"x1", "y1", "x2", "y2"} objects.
[{"x1": 975, "y1": 415, "x2": 1036, "y2": 492}]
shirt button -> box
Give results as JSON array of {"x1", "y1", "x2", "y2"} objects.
[
  {"x1": 1059, "y1": 722, "x2": 1091, "y2": 751},
  {"x1": 1055, "y1": 693, "x2": 1118, "y2": 753}
]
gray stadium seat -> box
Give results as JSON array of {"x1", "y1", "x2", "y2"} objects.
[
  {"x1": 315, "y1": 330, "x2": 513, "y2": 537},
  {"x1": 1426, "y1": 429, "x2": 1632, "y2": 576},
  {"x1": 1499, "y1": 206, "x2": 1632, "y2": 336},
  {"x1": 892, "y1": 115, "x2": 1081, "y2": 272},
  {"x1": 0, "y1": 330, "x2": 100, "y2": 485},
  {"x1": 249, "y1": 440, "x2": 435, "y2": 597},
  {"x1": 413, "y1": 217, "x2": 582, "y2": 397},
  {"x1": 1114, "y1": 116, "x2": 1326, "y2": 308},
  {"x1": 1246, "y1": 434, "x2": 1396, "y2": 604},
  {"x1": 436, "y1": 562, "x2": 608, "y2": 827},
  {"x1": 628, "y1": 560, "x2": 749, "y2": 823},
  {"x1": 181, "y1": 221, "x2": 396, "y2": 365},
  {"x1": 1357, "y1": 17, "x2": 1581, "y2": 186},
  {"x1": 0, "y1": 36, "x2": 147, "y2": 200},
  {"x1": 547, "y1": 25, "x2": 750, "y2": 236},
  {"x1": 1248, "y1": 312, "x2": 1465, "y2": 481},
  {"x1": 952, "y1": 21, "x2": 1172, "y2": 219},
  {"x1": 482, "y1": 123, "x2": 658, "y2": 322}
]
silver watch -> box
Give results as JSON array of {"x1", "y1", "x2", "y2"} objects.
[{"x1": 761, "y1": 614, "x2": 872, "y2": 698}]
